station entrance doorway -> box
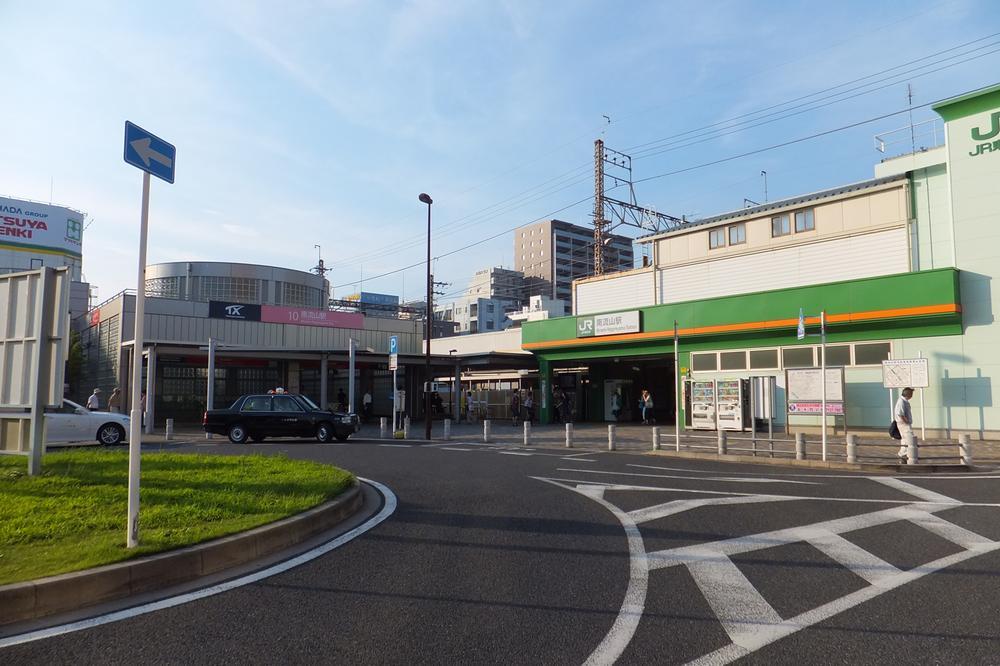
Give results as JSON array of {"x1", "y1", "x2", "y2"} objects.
[{"x1": 550, "y1": 354, "x2": 676, "y2": 424}]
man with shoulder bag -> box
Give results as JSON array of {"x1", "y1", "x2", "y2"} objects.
[{"x1": 893, "y1": 387, "x2": 914, "y2": 461}]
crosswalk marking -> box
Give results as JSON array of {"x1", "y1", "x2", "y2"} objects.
[
  {"x1": 803, "y1": 530, "x2": 901, "y2": 586},
  {"x1": 687, "y1": 554, "x2": 783, "y2": 648},
  {"x1": 871, "y1": 477, "x2": 959, "y2": 503},
  {"x1": 628, "y1": 495, "x2": 796, "y2": 525}
]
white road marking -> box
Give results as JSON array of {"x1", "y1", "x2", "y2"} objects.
[
  {"x1": 870, "y1": 477, "x2": 959, "y2": 503},
  {"x1": 378, "y1": 444, "x2": 412, "y2": 448},
  {"x1": 628, "y1": 495, "x2": 798, "y2": 525},
  {"x1": 534, "y1": 478, "x2": 647, "y2": 666},
  {"x1": 0, "y1": 479, "x2": 397, "y2": 648},
  {"x1": 803, "y1": 531, "x2": 901, "y2": 587},
  {"x1": 687, "y1": 553, "x2": 782, "y2": 649},
  {"x1": 561, "y1": 457, "x2": 598, "y2": 462},
  {"x1": 564, "y1": 452, "x2": 602, "y2": 459},
  {"x1": 498, "y1": 451, "x2": 533, "y2": 456},
  {"x1": 630, "y1": 463, "x2": 1000, "y2": 481},
  {"x1": 902, "y1": 510, "x2": 994, "y2": 550},
  {"x1": 439, "y1": 447, "x2": 473, "y2": 452}
]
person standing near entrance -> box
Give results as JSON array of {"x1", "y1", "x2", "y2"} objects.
[
  {"x1": 86, "y1": 388, "x2": 101, "y2": 410},
  {"x1": 895, "y1": 387, "x2": 915, "y2": 460},
  {"x1": 336, "y1": 388, "x2": 347, "y2": 412},
  {"x1": 523, "y1": 391, "x2": 534, "y2": 425},
  {"x1": 641, "y1": 389, "x2": 655, "y2": 425},
  {"x1": 510, "y1": 390, "x2": 521, "y2": 427},
  {"x1": 611, "y1": 389, "x2": 622, "y2": 422},
  {"x1": 362, "y1": 390, "x2": 373, "y2": 422}
]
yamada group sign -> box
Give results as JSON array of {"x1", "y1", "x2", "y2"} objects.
[{"x1": 0, "y1": 196, "x2": 84, "y2": 257}]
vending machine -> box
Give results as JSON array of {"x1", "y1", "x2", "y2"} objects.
[
  {"x1": 690, "y1": 380, "x2": 717, "y2": 430},
  {"x1": 716, "y1": 379, "x2": 751, "y2": 431}
]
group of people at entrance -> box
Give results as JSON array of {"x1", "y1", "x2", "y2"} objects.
[
  {"x1": 611, "y1": 388, "x2": 655, "y2": 424},
  {"x1": 509, "y1": 390, "x2": 534, "y2": 426}
]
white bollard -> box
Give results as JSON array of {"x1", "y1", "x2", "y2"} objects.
[
  {"x1": 795, "y1": 432, "x2": 806, "y2": 460},
  {"x1": 483, "y1": 419, "x2": 492, "y2": 443},
  {"x1": 380, "y1": 417, "x2": 388, "y2": 440},
  {"x1": 652, "y1": 426, "x2": 661, "y2": 451},
  {"x1": 565, "y1": 422, "x2": 573, "y2": 448},
  {"x1": 165, "y1": 418, "x2": 174, "y2": 441},
  {"x1": 959, "y1": 433, "x2": 973, "y2": 466},
  {"x1": 443, "y1": 418, "x2": 451, "y2": 441},
  {"x1": 523, "y1": 421, "x2": 531, "y2": 446},
  {"x1": 907, "y1": 433, "x2": 918, "y2": 465},
  {"x1": 846, "y1": 434, "x2": 857, "y2": 464},
  {"x1": 717, "y1": 430, "x2": 727, "y2": 455},
  {"x1": 608, "y1": 424, "x2": 616, "y2": 451},
  {"x1": 403, "y1": 417, "x2": 411, "y2": 440}
]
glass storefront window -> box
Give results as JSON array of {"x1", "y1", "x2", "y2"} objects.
[
  {"x1": 749, "y1": 349, "x2": 779, "y2": 369},
  {"x1": 692, "y1": 353, "x2": 718, "y2": 371},
  {"x1": 719, "y1": 351, "x2": 747, "y2": 370},
  {"x1": 855, "y1": 342, "x2": 891, "y2": 366},
  {"x1": 782, "y1": 347, "x2": 815, "y2": 368}
]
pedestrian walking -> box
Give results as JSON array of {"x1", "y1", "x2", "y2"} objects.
[
  {"x1": 611, "y1": 389, "x2": 622, "y2": 422},
  {"x1": 86, "y1": 388, "x2": 101, "y2": 410},
  {"x1": 510, "y1": 390, "x2": 521, "y2": 426},
  {"x1": 523, "y1": 391, "x2": 534, "y2": 425},
  {"x1": 552, "y1": 386, "x2": 565, "y2": 424},
  {"x1": 894, "y1": 387, "x2": 914, "y2": 460},
  {"x1": 641, "y1": 389, "x2": 655, "y2": 425},
  {"x1": 107, "y1": 387, "x2": 122, "y2": 413},
  {"x1": 362, "y1": 390, "x2": 373, "y2": 422}
]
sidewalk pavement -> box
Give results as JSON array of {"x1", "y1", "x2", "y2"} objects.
[{"x1": 143, "y1": 420, "x2": 1000, "y2": 464}]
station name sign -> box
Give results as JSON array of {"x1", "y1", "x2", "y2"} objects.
[{"x1": 576, "y1": 310, "x2": 641, "y2": 338}]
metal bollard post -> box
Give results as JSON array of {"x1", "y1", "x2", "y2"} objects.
[
  {"x1": 565, "y1": 422, "x2": 573, "y2": 448},
  {"x1": 443, "y1": 418, "x2": 451, "y2": 441},
  {"x1": 165, "y1": 418, "x2": 174, "y2": 441},
  {"x1": 403, "y1": 417, "x2": 411, "y2": 440},
  {"x1": 846, "y1": 434, "x2": 857, "y2": 464},
  {"x1": 907, "y1": 434, "x2": 918, "y2": 465},
  {"x1": 523, "y1": 421, "x2": 531, "y2": 446},
  {"x1": 608, "y1": 424, "x2": 616, "y2": 451},
  {"x1": 483, "y1": 419, "x2": 491, "y2": 443},
  {"x1": 652, "y1": 426, "x2": 661, "y2": 451},
  {"x1": 380, "y1": 417, "x2": 388, "y2": 440},
  {"x1": 795, "y1": 432, "x2": 806, "y2": 460},
  {"x1": 717, "y1": 430, "x2": 727, "y2": 455},
  {"x1": 959, "y1": 433, "x2": 973, "y2": 466}
]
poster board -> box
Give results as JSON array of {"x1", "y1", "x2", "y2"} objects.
[
  {"x1": 785, "y1": 367, "x2": 845, "y2": 416},
  {"x1": 881, "y1": 358, "x2": 929, "y2": 388}
]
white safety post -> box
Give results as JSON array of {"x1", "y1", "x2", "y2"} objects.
[
  {"x1": 126, "y1": 170, "x2": 151, "y2": 549},
  {"x1": 907, "y1": 433, "x2": 918, "y2": 465},
  {"x1": 795, "y1": 432, "x2": 806, "y2": 460},
  {"x1": 717, "y1": 430, "x2": 727, "y2": 455},
  {"x1": 820, "y1": 310, "x2": 827, "y2": 462},
  {"x1": 523, "y1": 421, "x2": 531, "y2": 446},
  {"x1": 959, "y1": 434, "x2": 972, "y2": 466},
  {"x1": 608, "y1": 424, "x2": 616, "y2": 451},
  {"x1": 565, "y1": 422, "x2": 573, "y2": 448},
  {"x1": 846, "y1": 433, "x2": 857, "y2": 464},
  {"x1": 380, "y1": 417, "x2": 388, "y2": 440},
  {"x1": 483, "y1": 419, "x2": 491, "y2": 443},
  {"x1": 403, "y1": 416, "x2": 411, "y2": 439},
  {"x1": 652, "y1": 426, "x2": 661, "y2": 451},
  {"x1": 165, "y1": 418, "x2": 174, "y2": 441},
  {"x1": 443, "y1": 418, "x2": 451, "y2": 441},
  {"x1": 749, "y1": 376, "x2": 756, "y2": 455},
  {"x1": 144, "y1": 346, "x2": 155, "y2": 434},
  {"x1": 205, "y1": 336, "x2": 216, "y2": 440}
]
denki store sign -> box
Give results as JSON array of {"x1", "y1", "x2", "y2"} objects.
[{"x1": 0, "y1": 196, "x2": 83, "y2": 255}]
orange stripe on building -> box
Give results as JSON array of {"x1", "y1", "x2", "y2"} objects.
[{"x1": 521, "y1": 303, "x2": 961, "y2": 351}]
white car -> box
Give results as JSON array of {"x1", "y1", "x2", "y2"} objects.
[{"x1": 45, "y1": 399, "x2": 130, "y2": 446}]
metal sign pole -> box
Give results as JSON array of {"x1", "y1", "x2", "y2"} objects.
[
  {"x1": 205, "y1": 337, "x2": 216, "y2": 440},
  {"x1": 919, "y1": 350, "x2": 926, "y2": 440},
  {"x1": 127, "y1": 171, "x2": 150, "y2": 549},
  {"x1": 348, "y1": 338, "x2": 356, "y2": 413},
  {"x1": 820, "y1": 310, "x2": 827, "y2": 462},
  {"x1": 674, "y1": 320, "x2": 680, "y2": 451}
]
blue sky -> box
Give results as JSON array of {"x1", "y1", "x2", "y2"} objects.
[{"x1": 1, "y1": 0, "x2": 998, "y2": 305}]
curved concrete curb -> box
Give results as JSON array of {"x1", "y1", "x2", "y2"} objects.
[{"x1": 0, "y1": 482, "x2": 363, "y2": 626}]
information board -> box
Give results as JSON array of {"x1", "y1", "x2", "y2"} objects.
[
  {"x1": 786, "y1": 367, "x2": 844, "y2": 416},
  {"x1": 881, "y1": 358, "x2": 929, "y2": 388}
]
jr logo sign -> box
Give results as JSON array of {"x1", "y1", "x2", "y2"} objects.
[
  {"x1": 577, "y1": 318, "x2": 595, "y2": 337},
  {"x1": 969, "y1": 110, "x2": 1000, "y2": 157}
]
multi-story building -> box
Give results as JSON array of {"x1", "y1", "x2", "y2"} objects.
[
  {"x1": 514, "y1": 219, "x2": 633, "y2": 313},
  {"x1": 434, "y1": 267, "x2": 524, "y2": 335},
  {"x1": 0, "y1": 195, "x2": 90, "y2": 318},
  {"x1": 521, "y1": 83, "x2": 1000, "y2": 438}
]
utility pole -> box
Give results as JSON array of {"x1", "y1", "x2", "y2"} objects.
[{"x1": 593, "y1": 139, "x2": 606, "y2": 276}]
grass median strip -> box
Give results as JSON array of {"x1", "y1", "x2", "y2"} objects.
[{"x1": 0, "y1": 450, "x2": 354, "y2": 585}]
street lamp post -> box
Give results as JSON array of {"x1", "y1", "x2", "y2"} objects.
[{"x1": 420, "y1": 192, "x2": 433, "y2": 440}]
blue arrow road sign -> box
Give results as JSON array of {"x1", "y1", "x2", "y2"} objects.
[
  {"x1": 389, "y1": 336, "x2": 398, "y2": 355},
  {"x1": 124, "y1": 121, "x2": 176, "y2": 184}
]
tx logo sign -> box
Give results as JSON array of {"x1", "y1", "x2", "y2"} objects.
[
  {"x1": 209, "y1": 300, "x2": 261, "y2": 322},
  {"x1": 225, "y1": 304, "x2": 245, "y2": 317}
]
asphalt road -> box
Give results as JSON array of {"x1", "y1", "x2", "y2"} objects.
[{"x1": 4, "y1": 435, "x2": 1000, "y2": 664}]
